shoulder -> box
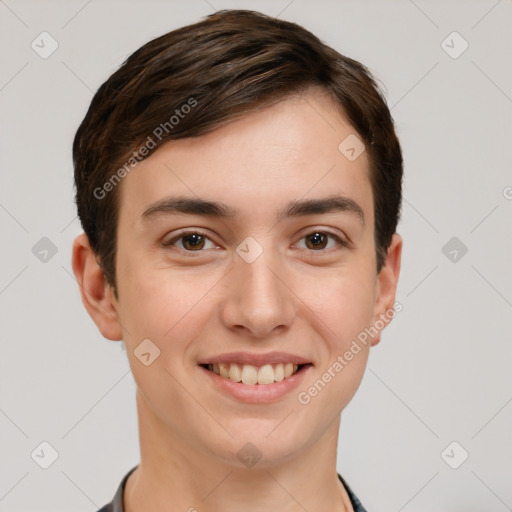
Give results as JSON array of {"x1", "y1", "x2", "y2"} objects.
[
  {"x1": 96, "y1": 505, "x2": 113, "y2": 512},
  {"x1": 337, "y1": 473, "x2": 368, "y2": 512},
  {"x1": 95, "y1": 465, "x2": 139, "y2": 512}
]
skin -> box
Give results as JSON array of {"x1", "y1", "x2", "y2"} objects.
[{"x1": 72, "y1": 86, "x2": 402, "y2": 512}]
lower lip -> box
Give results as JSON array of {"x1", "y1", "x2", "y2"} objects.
[{"x1": 198, "y1": 364, "x2": 312, "y2": 404}]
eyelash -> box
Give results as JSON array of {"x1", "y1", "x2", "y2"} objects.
[{"x1": 162, "y1": 229, "x2": 349, "y2": 254}]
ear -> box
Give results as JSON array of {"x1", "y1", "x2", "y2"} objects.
[
  {"x1": 71, "y1": 233, "x2": 123, "y2": 341},
  {"x1": 371, "y1": 233, "x2": 402, "y2": 347}
]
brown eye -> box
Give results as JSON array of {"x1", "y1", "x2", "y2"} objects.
[
  {"x1": 163, "y1": 230, "x2": 217, "y2": 252},
  {"x1": 181, "y1": 233, "x2": 205, "y2": 250},
  {"x1": 295, "y1": 231, "x2": 348, "y2": 252},
  {"x1": 305, "y1": 232, "x2": 328, "y2": 250}
]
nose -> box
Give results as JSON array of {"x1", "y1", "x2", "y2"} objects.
[{"x1": 219, "y1": 247, "x2": 296, "y2": 338}]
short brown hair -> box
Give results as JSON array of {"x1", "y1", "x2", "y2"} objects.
[{"x1": 73, "y1": 9, "x2": 403, "y2": 299}]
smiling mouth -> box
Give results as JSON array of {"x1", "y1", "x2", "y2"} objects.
[{"x1": 200, "y1": 362, "x2": 311, "y2": 385}]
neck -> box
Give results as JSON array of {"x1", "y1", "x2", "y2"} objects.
[{"x1": 124, "y1": 390, "x2": 353, "y2": 512}]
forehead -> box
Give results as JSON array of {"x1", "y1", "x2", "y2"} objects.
[{"x1": 118, "y1": 89, "x2": 373, "y2": 227}]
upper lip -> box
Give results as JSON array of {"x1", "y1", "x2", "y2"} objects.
[{"x1": 197, "y1": 351, "x2": 312, "y2": 366}]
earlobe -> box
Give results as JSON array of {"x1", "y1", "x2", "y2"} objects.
[
  {"x1": 71, "y1": 233, "x2": 123, "y2": 341},
  {"x1": 371, "y1": 233, "x2": 403, "y2": 347}
]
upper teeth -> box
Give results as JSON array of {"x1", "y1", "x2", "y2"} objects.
[{"x1": 207, "y1": 363, "x2": 300, "y2": 385}]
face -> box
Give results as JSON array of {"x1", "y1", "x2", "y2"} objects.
[{"x1": 74, "y1": 87, "x2": 401, "y2": 470}]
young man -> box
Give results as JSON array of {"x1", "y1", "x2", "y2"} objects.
[{"x1": 71, "y1": 9, "x2": 402, "y2": 512}]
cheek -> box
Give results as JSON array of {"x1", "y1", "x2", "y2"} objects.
[
  {"x1": 116, "y1": 266, "x2": 216, "y2": 425},
  {"x1": 292, "y1": 264, "x2": 375, "y2": 409},
  {"x1": 116, "y1": 245, "x2": 206, "y2": 337},
  {"x1": 294, "y1": 261, "x2": 377, "y2": 342}
]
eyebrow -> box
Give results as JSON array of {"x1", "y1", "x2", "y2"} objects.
[{"x1": 140, "y1": 195, "x2": 365, "y2": 225}]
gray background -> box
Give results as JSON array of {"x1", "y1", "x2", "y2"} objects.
[{"x1": 0, "y1": 0, "x2": 511, "y2": 510}]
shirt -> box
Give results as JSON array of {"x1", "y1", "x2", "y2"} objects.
[{"x1": 97, "y1": 466, "x2": 368, "y2": 512}]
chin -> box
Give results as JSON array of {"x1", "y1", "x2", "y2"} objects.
[{"x1": 202, "y1": 422, "x2": 312, "y2": 470}]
